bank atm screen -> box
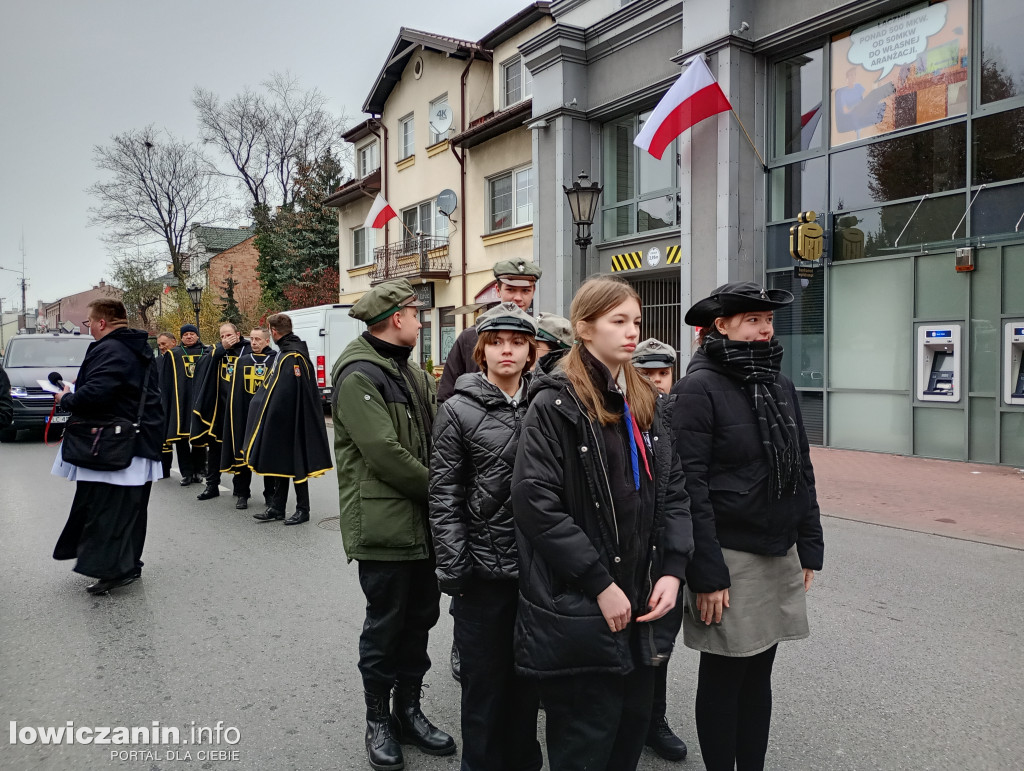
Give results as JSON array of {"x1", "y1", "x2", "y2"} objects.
[
  {"x1": 932, "y1": 352, "x2": 953, "y2": 372},
  {"x1": 927, "y1": 330, "x2": 952, "y2": 338}
]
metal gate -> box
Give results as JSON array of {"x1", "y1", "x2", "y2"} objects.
[{"x1": 626, "y1": 274, "x2": 681, "y2": 358}]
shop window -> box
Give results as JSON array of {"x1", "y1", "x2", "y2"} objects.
[
  {"x1": 972, "y1": 182, "x2": 1024, "y2": 237},
  {"x1": 353, "y1": 227, "x2": 374, "y2": 267},
  {"x1": 829, "y1": 0, "x2": 969, "y2": 147},
  {"x1": 773, "y1": 48, "x2": 824, "y2": 157},
  {"x1": 829, "y1": 123, "x2": 966, "y2": 211},
  {"x1": 489, "y1": 166, "x2": 534, "y2": 232},
  {"x1": 832, "y1": 194, "x2": 964, "y2": 260},
  {"x1": 601, "y1": 112, "x2": 678, "y2": 240},
  {"x1": 972, "y1": 106, "x2": 1024, "y2": 185},
  {"x1": 768, "y1": 270, "x2": 824, "y2": 391},
  {"x1": 769, "y1": 157, "x2": 827, "y2": 221},
  {"x1": 981, "y1": 0, "x2": 1024, "y2": 104},
  {"x1": 398, "y1": 114, "x2": 415, "y2": 160},
  {"x1": 439, "y1": 307, "x2": 456, "y2": 364}
]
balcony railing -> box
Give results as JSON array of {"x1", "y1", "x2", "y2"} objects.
[{"x1": 370, "y1": 236, "x2": 451, "y2": 285}]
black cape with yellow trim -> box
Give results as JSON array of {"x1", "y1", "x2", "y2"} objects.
[
  {"x1": 191, "y1": 339, "x2": 250, "y2": 446},
  {"x1": 220, "y1": 348, "x2": 277, "y2": 473},
  {"x1": 160, "y1": 342, "x2": 212, "y2": 443},
  {"x1": 241, "y1": 333, "x2": 332, "y2": 483}
]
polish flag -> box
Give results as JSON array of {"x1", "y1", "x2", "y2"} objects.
[
  {"x1": 363, "y1": 193, "x2": 397, "y2": 229},
  {"x1": 633, "y1": 56, "x2": 732, "y2": 160}
]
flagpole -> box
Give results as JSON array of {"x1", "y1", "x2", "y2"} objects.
[{"x1": 729, "y1": 107, "x2": 766, "y2": 171}]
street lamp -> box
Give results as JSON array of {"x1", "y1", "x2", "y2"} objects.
[
  {"x1": 186, "y1": 283, "x2": 203, "y2": 329},
  {"x1": 563, "y1": 170, "x2": 603, "y2": 286}
]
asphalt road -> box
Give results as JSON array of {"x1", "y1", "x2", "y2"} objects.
[{"x1": 2, "y1": 432, "x2": 1022, "y2": 771}]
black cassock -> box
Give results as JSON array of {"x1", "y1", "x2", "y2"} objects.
[
  {"x1": 191, "y1": 340, "x2": 249, "y2": 447},
  {"x1": 242, "y1": 334, "x2": 332, "y2": 483},
  {"x1": 220, "y1": 349, "x2": 277, "y2": 473},
  {"x1": 160, "y1": 343, "x2": 211, "y2": 445}
]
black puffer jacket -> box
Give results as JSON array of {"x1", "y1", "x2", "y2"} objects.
[
  {"x1": 670, "y1": 348, "x2": 824, "y2": 593},
  {"x1": 511, "y1": 352, "x2": 693, "y2": 678},
  {"x1": 60, "y1": 328, "x2": 164, "y2": 461},
  {"x1": 429, "y1": 371, "x2": 529, "y2": 593}
]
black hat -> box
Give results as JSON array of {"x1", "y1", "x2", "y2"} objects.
[
  {"x1": 476, "y1": 302, "x2": 538, "y2": 336},
  {"x1": 684, "y1": 282, "x2": 793, "y2": 327},
  {"x1": 180, "y1": 323, "x2": 200, "y2": 337}
]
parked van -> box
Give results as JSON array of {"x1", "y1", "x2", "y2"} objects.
[{"x1": 279, "y1": 304, "x2": 362, "y2": 406}]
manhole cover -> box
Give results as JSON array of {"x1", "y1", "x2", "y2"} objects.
[{"x1": 317, "y1": 516, "x2": 340, "y2": 531}]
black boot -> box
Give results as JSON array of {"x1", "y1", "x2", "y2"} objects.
[
  {"x1": 364, "y1": 691, "x2": 404, "y2": 771},
  {"x1": 390, "y1": 681, "x2": 456, "y2": 756},
  {"x1": 646, "y1": 714, "x2": 688, "y2": 761},
  {"x1": 197, "y1": 484, "x2": 220, "y2": 501},
  {"x1": 450, "y1": 642, "x2": 461, "y2": 682}
]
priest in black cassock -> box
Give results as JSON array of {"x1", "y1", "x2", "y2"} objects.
[
  {"x1": 191, "y1": 322, "x2": 250, "y2": 502},
  {"x1": 243, "y1": 313, "x2": 332, "y2": 525},
  {"x1": 220, "y1": 325, "x2": 277, "y2": 511},
  {"x1": 159, "y1": 324, "x2": 211, "y2": 486}
]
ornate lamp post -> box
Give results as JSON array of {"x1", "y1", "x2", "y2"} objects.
[
  {"x1": 563, "y1": 170, "x2": 604, "y2": 286},
  {"x1": 186, "y1": 284, "x2": 203, "y2": 330}
]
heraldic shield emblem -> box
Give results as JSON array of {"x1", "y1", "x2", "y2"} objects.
[
  {"x1": 220, "y1": 358, "x2": 236, "y2": 383},
  {"x1": 243, "y1": 364, "x2": 268, "y2": 395},
  {"x1": 183, "y1": 354, "x2": 200, "y2": 379}
]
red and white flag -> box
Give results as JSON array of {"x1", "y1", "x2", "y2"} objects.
[
  {"x1": 633, "y1": 56, "x2": 732, "y2": 160},
  {"x1": 363, "y1": 193, "x2": 397, "y2": 229}
]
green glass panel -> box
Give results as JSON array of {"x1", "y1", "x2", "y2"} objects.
[
  {"x1": 1000, "y1": 412, "x2": 1024, "y2": 465},
  {"x1": 770, "y1": 271, "x2": 824, "y2": 388},
  {"x1": 829, "y1": 258, "x2": 912, "y2": 390},
  {"x1": 914, "y1": 406, "x2": 965, "y2": 461},
  {"x1": 829, "y1": 392, "x2": 911, "y2": 453},
  {"x1": 769, "y1": 157, "x2": 827, "y2": 221},
  {"x1": 915, "y1": 252, "x2": 967, "y2": 319},
  {"x1": 1003, "y1": 244, "x2": 1024, "y2": 314},
  {"x1": 969, "y1": 397, "x2": 998, "y2": 463},
  {"x1": 970, "y1": 248, "x2": 1002, "y2": 393}
]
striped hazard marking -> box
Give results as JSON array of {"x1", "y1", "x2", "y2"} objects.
[{"x1": 610, "y1": 245, "x2": 682, "y2": 271}]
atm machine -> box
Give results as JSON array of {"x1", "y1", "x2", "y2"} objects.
[
  {"x1": 917, "y1": 324, "x2": 961, "y2": 402},
  {"x1": 1005, "y1": 321, "x2": 1024, "y2": 406}
]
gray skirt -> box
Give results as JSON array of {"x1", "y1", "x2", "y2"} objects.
[{"x1": 683, "y1": 545, "x2": 809, "y2": 657}]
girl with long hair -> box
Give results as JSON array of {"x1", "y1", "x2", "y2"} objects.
[{"x1": 511, "y1": 276, "x2": 693, "y2": 771}]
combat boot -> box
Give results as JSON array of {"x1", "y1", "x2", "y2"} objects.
[
  {"x1": 646, "y1": 714, "x2": 688, "y2": 761},
  {"x1": 364, "y1": 691, "x2": 403, "y2": 771},
  {"x1": 390, "y1": 681, "x2": 455, "y2": 756}
]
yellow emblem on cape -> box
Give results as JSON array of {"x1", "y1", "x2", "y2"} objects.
[
  {"x1": 183, "y1": 354, "x2": 200, "y2": 379},
  {"x1": 790, "y1": 211, "x2": 824, "y2": 262},
  {"x1": 220, "y1": 357, "x2": 237, "y2": 383},
  {"x1": 243, "y1": 364, "x2": 267, "y2": 394}
]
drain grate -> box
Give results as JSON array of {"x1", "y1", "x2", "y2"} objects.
[{"x1": 316, "y1": 516, "x2": 340, "y2": 531}]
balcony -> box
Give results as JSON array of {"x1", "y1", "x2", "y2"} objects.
[{"x1": 370, "y1": 236, "x2": 451, "y2": 285}]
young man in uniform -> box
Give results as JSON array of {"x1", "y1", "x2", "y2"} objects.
[
  {"x1": 332, "y1": 279, "x2": 455, "y2": 771},
  {"x1": 243, "y1": 313, "x2": 332, "y2": 525},
  {"x1": 159, "y1": 324, "x2": 211, "y2": 486},
  {"x1": 220, "y1": 326, "x2": 277, "y2": 511}
]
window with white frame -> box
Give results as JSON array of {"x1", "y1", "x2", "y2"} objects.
[
  {"x1": 489, "y1": 165, "x2": 534, "y2": 232},
  {"x1": 353, "y1": 226, "x2": 374, "y2": 267},
  {"x1": 429, "y1": 94, "x2": 450, "y2": 145},
  {"x1": 357, "y1": 142, "x2": 379, "y2": 178},
  {"x1": 500, "y1": 56, "x2": 532, "y2": 108},
  {"x1": 398, "y1": 114, "x2": 415, "y2": 159},
  {"x1": 401, "y1": 201, "x2": 449, "y2": 240}
]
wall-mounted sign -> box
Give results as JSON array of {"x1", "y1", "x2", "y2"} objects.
[
  {"x1": 413, "y1": 283, "x2": 435, "y2": 308},
  {"x1": 790, "y1": 211, "x2": 824, "y2": 262},
  {"x1": 646, "y1": 247, "x2": 662, "y2": 267},
  {"x1": 831, "y1": 0, "x2": 968, "y2": 147}
]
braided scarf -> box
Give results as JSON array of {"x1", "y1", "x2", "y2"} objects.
[{"x1": 702, "y1": 332, "x2": 802, "y2": 498}]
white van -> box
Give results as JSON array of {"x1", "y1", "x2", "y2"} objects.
[{"x1": 279, "y1": 304, "x2": 362, "y2": 406}]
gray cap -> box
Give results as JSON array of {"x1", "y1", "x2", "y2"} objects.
[
  {"x1": 476, "y1": 302, "x2": 538, "y2": 336},
  {"x1": 632, "y1": 338, "x2": 676, "y2": 368},
  {"x1": 349, "y1": 279, "x2": 422, "y2": 324},
  {"x1": 493, "y1": 258, "x2": 542, "y2": 287},
  {"x1": 535, "y1": 312, "x2": 573, "y2": 349}
]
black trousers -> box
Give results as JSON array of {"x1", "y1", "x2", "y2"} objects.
[
  {"x1": 269, "y1": 477, "x2": 309, "y2": 512},
  {"x1": 174, "y1": 441, "x2": 204, "y2": 479},
  {"x1": 452, "y1": 580, "x2": 542, "y2": 771},
  {"x1": 357, "y1": 559, "x2": 441, "y2": 695},
  {"x1": 234, "y1": 468, "x2": 274, "y2": 502},
  {"x1": 652, "y1": 661, "x2": 669, "y2": 718},
  {"x1": 53, "y1": 481, "x2": 151, "y2": 580},
  {"x1": 695, "y1": 645, "x2": 778, "y2": 771},
  {"x1": 205, "y1": 440, "x2": 222, "y2": 487},
  {"x1": 538, "y1": 663, "x2": 656, "y2": 771}
]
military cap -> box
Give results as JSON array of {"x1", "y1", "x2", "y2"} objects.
[
  {"x1": 684, "y1": 282, "x2": 793, "y2": 327},
  {"x1": 535, "y1": 312, "x2": 573, "y2": 349},
  {"x1": 349, "y1": 279, "x2": 423, "y2": 325},
  {"x1": 476, "y1": 302, "x2": 538, "y2": 336},
  {"x1": 493, "y1": 258, "x2": 542, "y2": 287},
  {"x1": 632, "y1": 338, "x2": 677, "y2": 369}
]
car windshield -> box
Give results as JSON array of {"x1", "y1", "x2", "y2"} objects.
[{"x1": 5, "y1": 337, "x2": 93, "y2": 367}]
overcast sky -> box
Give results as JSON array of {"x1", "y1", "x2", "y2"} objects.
[{"x1": 0, "y1": 0, "x2": 532, "y2": 311}]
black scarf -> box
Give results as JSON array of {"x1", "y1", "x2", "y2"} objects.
[{"x1": 702, "y1": 332, "x2": 802, "y2": 498}]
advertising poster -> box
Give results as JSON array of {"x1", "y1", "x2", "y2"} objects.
[{"x1": 831, "y1": 0, "x2": 968, "y2": 146}]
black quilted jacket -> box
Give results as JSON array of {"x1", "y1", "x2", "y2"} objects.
[{"x1": 428, "y1": 371, "x2": 529, "y2": 593}]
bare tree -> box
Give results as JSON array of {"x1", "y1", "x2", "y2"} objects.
[
  {"x1": 194, "y1": 71, "x2": 348, "y2": 210},
  {"x1": 108, "y1": 250, "x2": 163, "y2": 331},
  {"x1": 88, "y1": 126, "x2": 223, "y2": 281}
]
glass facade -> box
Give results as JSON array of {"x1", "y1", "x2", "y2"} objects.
[{"x1": 767, "y1": 0, "x2": 1024, "y2": 464}]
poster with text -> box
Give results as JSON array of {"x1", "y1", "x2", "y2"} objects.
[{"x1": 831, "y1": 0, "x2": 968, "y2": 147}]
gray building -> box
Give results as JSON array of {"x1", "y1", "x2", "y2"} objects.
[{"x1": 522, "y1": 0, "x2": 1024, "y2": 465}]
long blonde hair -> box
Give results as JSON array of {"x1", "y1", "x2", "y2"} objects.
[{"x1": 560, "y1": 276, "x2": 656, "y2": 428}]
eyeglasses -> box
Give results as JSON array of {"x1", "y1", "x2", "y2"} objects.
[{"x1": 82, "y1": 319, "x2": 92, "y2": 329}]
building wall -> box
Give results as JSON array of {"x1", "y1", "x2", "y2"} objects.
[
  {"x1": 42, "y1": 282, "x2": 120, "y2": 333},
  {"x1": 207, "y1": 236, "x2": 261, "y2": 314}
]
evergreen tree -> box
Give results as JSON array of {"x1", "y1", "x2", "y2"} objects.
[{"x1": 219, "y1": 266, "x2": 244, "y2": 326}]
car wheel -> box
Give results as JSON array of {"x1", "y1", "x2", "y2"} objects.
[{"x1": 0, "y1": 428, "x2": 18, "y2": 443}]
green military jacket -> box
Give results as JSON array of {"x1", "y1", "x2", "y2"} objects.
[{"x1": 331, "y1": 334, "x2": 437, "y2": 561}]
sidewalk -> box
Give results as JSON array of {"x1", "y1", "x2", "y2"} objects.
[{"x1": 810, "y1": 447, "x2": 1024, "y2": 550}]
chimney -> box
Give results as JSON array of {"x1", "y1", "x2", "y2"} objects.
[{"x1": 98, "y1": 280, "x2": 105, "y2": 287}]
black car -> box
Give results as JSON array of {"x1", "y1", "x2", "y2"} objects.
[{"x1": 0, "y1": 333, "x2": 93, "y2": 442}]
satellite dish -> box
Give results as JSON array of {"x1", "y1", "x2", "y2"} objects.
[
  {"x1": 429, "y1": 103, "x2": 453, "y2": 135},
  {"x1": 436, "y1": 189, "x2": 458, "y2": 218}
]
